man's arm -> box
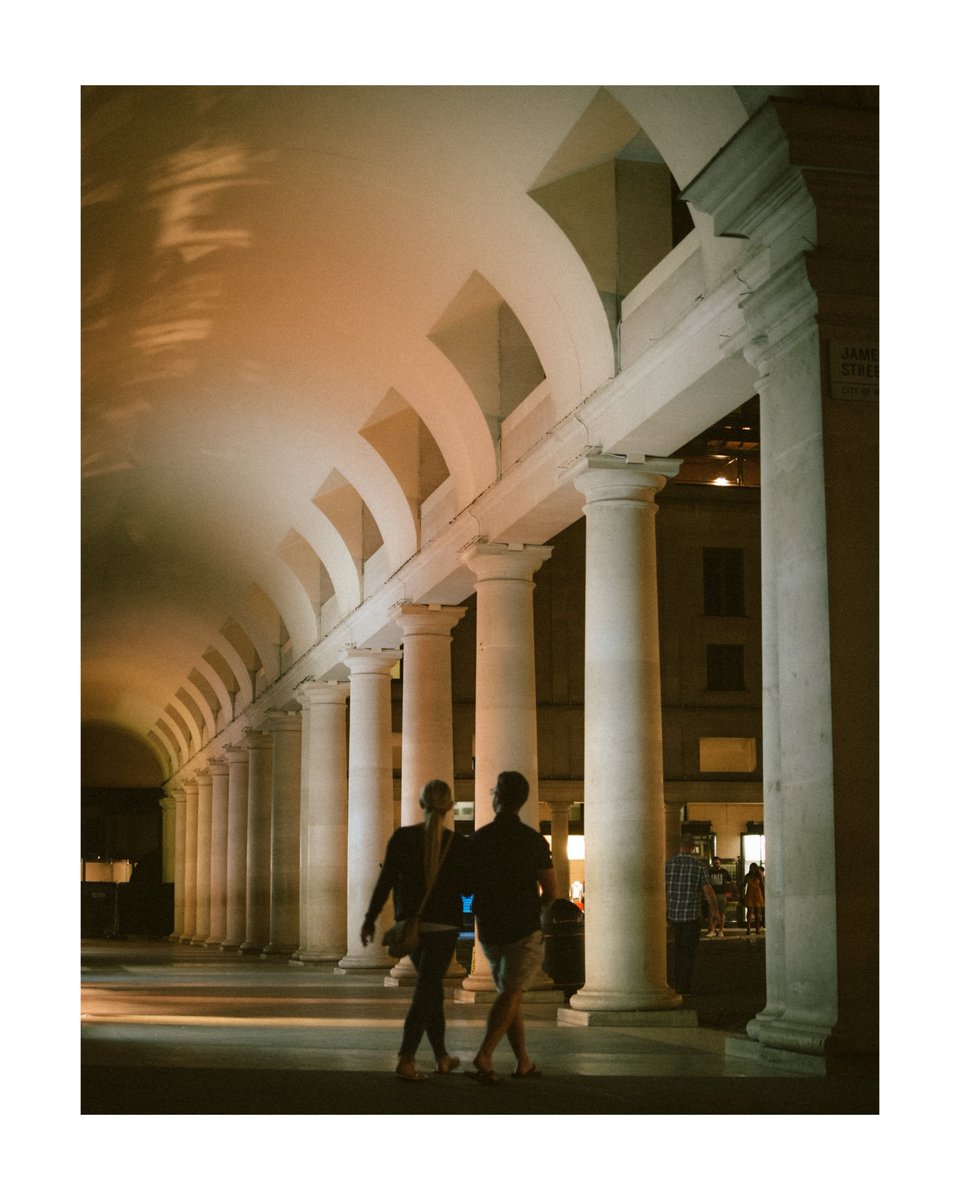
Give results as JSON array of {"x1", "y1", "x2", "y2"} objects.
[
  {"x1": 702, "y1": 882, "x2": 720, "y2": 918},
  {"x1": 538, "y1": 867, "x2": 558, "y2": 912}
]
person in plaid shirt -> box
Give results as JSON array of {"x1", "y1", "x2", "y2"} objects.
[{"x1": 665, "y1": 834, "x2": 719, "y2": 995}]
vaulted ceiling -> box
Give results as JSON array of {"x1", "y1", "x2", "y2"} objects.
[{"x1": 81, "y1": 84, "x2": 869, "y2": 786}]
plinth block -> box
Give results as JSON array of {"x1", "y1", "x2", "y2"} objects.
[
  {"x1": 557, "y1": 1006, "x2": 698, "y2": 1028},
  {"x1": 725, "y1": 1034, "x2": 827, "y2": 1076}
]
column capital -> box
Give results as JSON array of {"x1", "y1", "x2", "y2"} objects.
[
  {"x1": 264, "y1": 709, "x2": 302, "y2": 733},
  {"x1": 296, "y1": 679, "x2": 350, "y2": 707},
  {"x1": 160, "y1": 794, "x2": 177, "y2": 813},
  {"x1": 462, "y1": 541, "x2": 552, "y2": 583},
  {"x1": 223, "y1": 743, "x2": 249, "y2": 763},
  {"x1": 208, "y1": 756, "x2": 229, "y2": 776},
  {"x1": 568, "y1": 454, "x2": 680, "y2": 504},
  {"x1": 242, "y1": 727, "x2": 273, "y2": 751},
  {"x1": 343, "y1": 648, "x2": 402, "y2": 676},
  {"x1": 547, "y1": 797, "x2": 574, "y2": 815},
  {"x1": 390, "y1": 603, "x2": 468, "y2": 638},
  {"x1": 195, "y1": 766, "x2": 211, "y2": 781}
]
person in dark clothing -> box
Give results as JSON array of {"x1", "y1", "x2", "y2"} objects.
[
  {"x1": 665, "y1": 833, "x2": 719, "y2": 996},
  {"x1": 468, "y1": 770, "x2": 557, "y2": 1084},
  {"x1": 361, "y1": 779, "x2": 471, "y2": 1082}
]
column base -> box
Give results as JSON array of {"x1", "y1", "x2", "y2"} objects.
[
  {"x1": 238, "y1": 943, "x2": 265, "y2": 955},
  {"x1": 336, "y1": 952, "x2": 395, "y2": 973},
  {"x1": 726, "y1": 1033, "x2": 826, "y2": 1076},
  {"x1": 190, "y1": 936, "x2": 209, "y2": 946},
  {"x1": 289, "y1": 952, "x2": 344, "y2": 965},
  {"x1": 219, "y1": 941, "x2": 242, "y2": 952},
  {"x1": 558, "y1": 1006, "x2": 697, "y2": 1028},
  {"x1": 260, "y1": 944, "x2": 298, "y2": 959},
  {"x1": 204, "y1": 937, "x2": 225, "y2": 948},
  {"x1": 569, "y1": 986, "x2": 682, "y2": 1013}
]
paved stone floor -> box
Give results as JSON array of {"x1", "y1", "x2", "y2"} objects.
[{"x1": 81, "y1": 935, "x2": 877, "y2": 1116}]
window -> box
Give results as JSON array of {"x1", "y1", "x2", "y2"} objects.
[
  {"x1": 703, "y1": 547, "x2": 745, "y2": 616},
  {"x1": 699, "y1": 737, "x2": 757, "y2": 773},
  {"x1": 706, "y1": 643, "x2": 745, "y2": 690}
]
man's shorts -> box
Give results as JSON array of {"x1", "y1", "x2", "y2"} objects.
[{"x1": 479, "y1": 929, "x2": 545, "y2": 992}]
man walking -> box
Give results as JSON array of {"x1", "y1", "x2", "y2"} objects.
[
  {"x1": 469, "y1": 771, "x2": 557, "y2": 1083},
  {"x1": 665, "y1": 833, "x2": 719, "y2": 996}
]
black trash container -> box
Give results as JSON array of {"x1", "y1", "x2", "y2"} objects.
[{"x1": 543, "y1": 899, "x2": 585, "y2": 1001}]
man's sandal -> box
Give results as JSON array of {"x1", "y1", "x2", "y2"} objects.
[{"x1": 513, "y1": 1064, "x2": 542, "y2": 1079}]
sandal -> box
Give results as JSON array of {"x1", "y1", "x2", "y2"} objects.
[
  {"x1": 513, "y1": 1064, "x2": 542, "y2": 1079},
  {"x1": 434, "y1": 1055, "x2": 461, "y2": 1075},
  {"x1": 396, "y1": 1058, "x2": 427, "y2": 1083},
  {"x1": 466, "y1": 1061, "x2": 501, "y2": 1085}
]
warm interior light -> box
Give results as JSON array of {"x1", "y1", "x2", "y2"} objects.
[
  {"x1": 546, "y1": 834, "x2": 585, "y2": 859},
  {"x1": 712, "y1": 476, "x2": 732, "y2": 486}
]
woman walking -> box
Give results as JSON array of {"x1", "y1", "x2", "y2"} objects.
[{"x1": 360, "y1": 779, "x2": 471, "y2": 1082}]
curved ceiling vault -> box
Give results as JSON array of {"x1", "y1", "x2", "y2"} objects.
[{"x1": 83, "y1": 83, "x2": 789, "y2": 784}]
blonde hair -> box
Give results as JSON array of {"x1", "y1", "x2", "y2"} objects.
[{"x1": 419, "y1": 779, "x2": 453, "y2": 883}]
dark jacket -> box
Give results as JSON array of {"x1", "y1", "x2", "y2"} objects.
[
  {"x1": 471, "y1": 811, "x2": 553, "y2": 944},
  {"x1": 365, "y1": 824, "x2": 471, "y2": 927}
]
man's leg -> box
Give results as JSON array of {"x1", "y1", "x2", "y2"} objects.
[
  {"x1": 474, "y1": 987, "x2": 523, "y2": 1073},
  {"x1": 674, "y1": 920, "x2": 700, "y2": 993}
]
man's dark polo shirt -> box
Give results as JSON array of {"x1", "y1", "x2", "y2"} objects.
[{"x1": 471, "y1": 810, "x2": 553, "y2": 945}]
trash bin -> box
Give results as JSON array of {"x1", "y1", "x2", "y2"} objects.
[{"x1": 543, "y1": 899, "x2": 585, "y2": 1001}]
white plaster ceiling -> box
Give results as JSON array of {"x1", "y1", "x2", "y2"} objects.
[{"x1": 83, "y1": 84, "x2": 827, "y2": 779}]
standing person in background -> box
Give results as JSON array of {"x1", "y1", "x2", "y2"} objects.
[
  {"x1": 743, "y1": 862, "x2": 764, "y2": 937},
  {"x1": 707, "y1": 856, "x2": 732, "y2": 938},
  {"x1": 361, "y1": 779, "x2": 471, "y2": 1082},
  {"x1": 665, "y1": 833, "x2": 719, "y2": 996},
  {"x1": 468, "y1": 771, "x2": 556, "y2": 1084}
]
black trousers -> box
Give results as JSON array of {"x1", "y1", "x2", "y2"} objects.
[
  {"x1": 399, "y1": 929, "x2": 460, "y2": 1059},
  {"x1": 670, "y1": 920, "x2": 701, "y2": 994}
]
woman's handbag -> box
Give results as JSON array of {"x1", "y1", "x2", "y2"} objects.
[
  {"x1": 381, "y1": 829, "x2": 454, "y2": 959},
  {"x1": 382, "y1": 915, "x2": 422, "y2": 958}
]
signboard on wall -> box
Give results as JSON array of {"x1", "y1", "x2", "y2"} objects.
[{"x1": 828, "y1": 340, "x2": 879, "y2": 401}]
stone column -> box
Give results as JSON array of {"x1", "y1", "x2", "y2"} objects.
[
  {"x1": 221, "y1": 744, "x2": 250, "y2": 952},
  {"x1": 241, "y1": 729, "x2": 273, "y2": 954},
  {"x1": 168, "y1": 787, "x2": 186, "y2": 940},
  {"x1": 179, "y1": 777, "x2": 199, "y2": 943},
  {"x1": 261, "y1": 710, "x2": 302, "y2": 958},
  {"x1": 336, "y1": 649, "x2": 402, "y2": 972},
  {"x1": 160, "y1": 793, "x2": 176, "y2": 883},
  {"x1": 663, "y1": 796, "x2": 685, "y2": 861},
  {"x1": 458, "y1": 542, "x2": 552, "y2": 996},
  {"x1": 205, "y1": 758, "x2": 229, "y2": 947},
  {"x1": 682, "y1": 99, "x2": 880, "y2": 1070},
  {"x1": 563, "y1": 456, "x2": 684, "y2": 1023},
  {"x1": 294, "y1": 681, "x2": 350, "y2": 963},
  {"x1": 740, "y1": 275, "x2": 837, "y2": 1056},
  {"x1": 548, "y1": 798, "x2": 573, "y2": 902},
  {"x1": 191, "y1": 767, "x2": 213, "y2": 945},
  {"x1": 387, "y1": 604, "x2": 468, "y2": 985}
]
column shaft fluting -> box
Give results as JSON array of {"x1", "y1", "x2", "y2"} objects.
[
  {"x1": 295, "y1": 681, "x2": 350, "y2": 962},
  {"x1": 337, "y1": 649, "x2": 402, "y2": 972},
  {"x1": 180, "y1": 778, "x2": 199, "y2": 943},
  {"x1": 241, "y1": 730, "x2": 273, "y2": 954},
  {"x1": 569, "y1": 457, "x2": 680, "y2": 1013},
  {"x1": 191, "y1": 768, "x2": 213, "y2": 944},
  {"x1": 262, "y1": 711, "x2": 302, "y2": 958},
  {"x1": 206, "y1": 759, "x2": 230, "y2": 946},
  {"x1": 222, "y1": 744, "x2": 250, "y2": 952}
]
